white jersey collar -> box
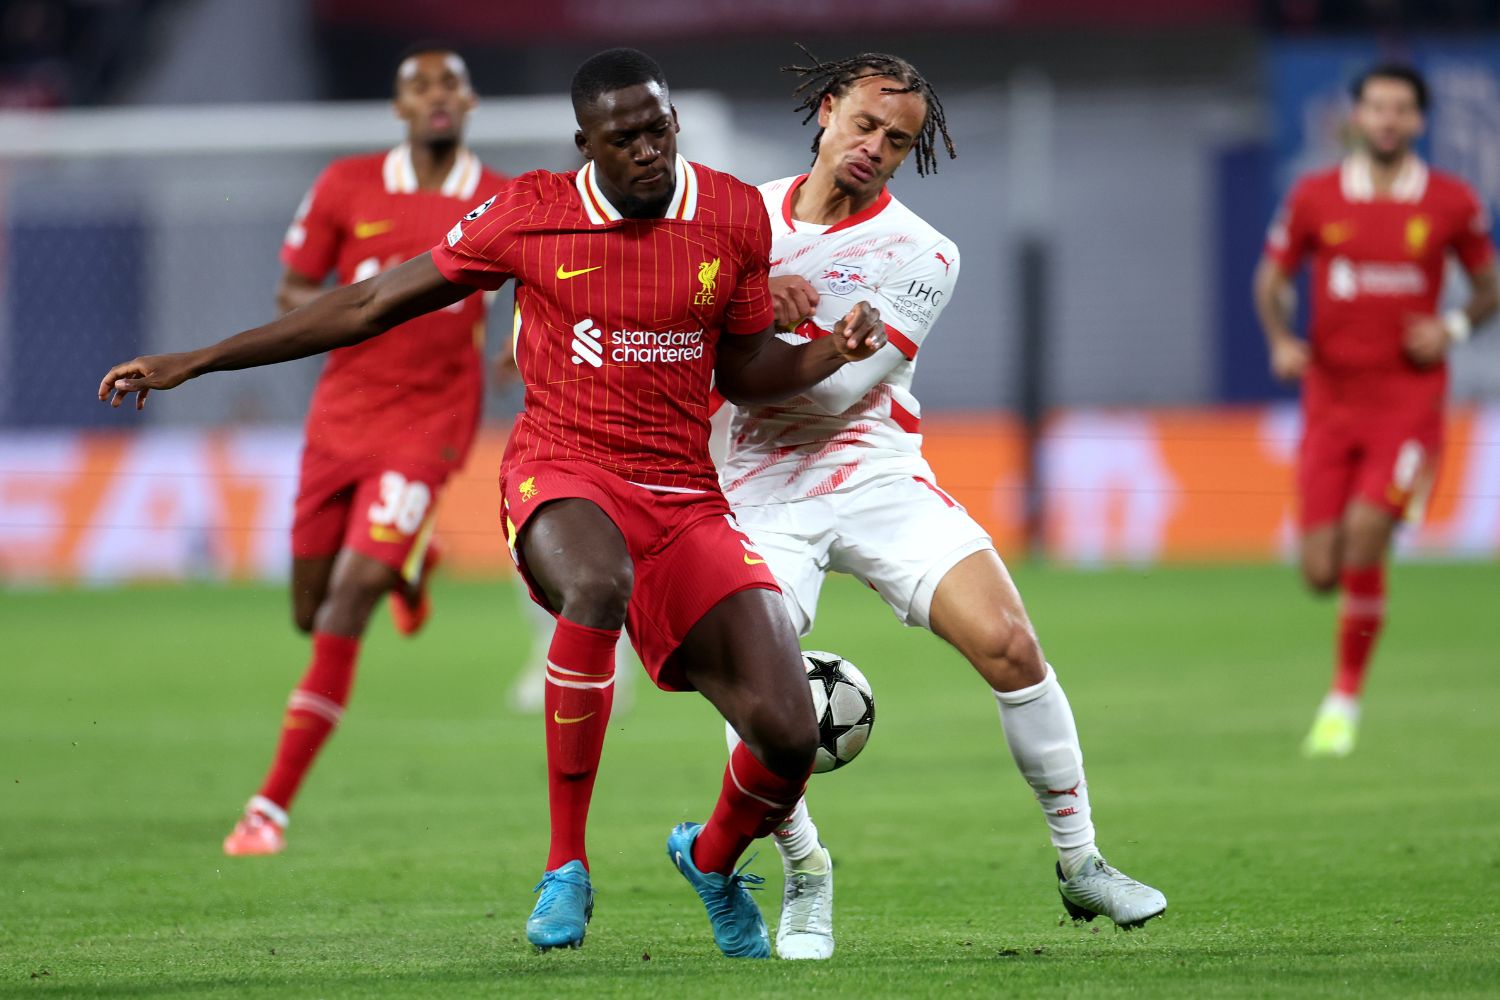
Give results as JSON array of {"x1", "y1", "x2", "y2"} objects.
[
  {"x1": 1340, "y1": 152, "x2": 1428, "y2": 204},
  {"x1": 382, "y1": 144, "x2": 482, "y2": 198},
  {"x1": 576, "y1": 154, "x2": 699, "y2": 225}
]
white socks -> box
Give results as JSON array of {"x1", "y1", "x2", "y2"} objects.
[
  {"x1": 771, "y1": 799, "x2": 824, "y2": 869},
  {"x1": 725, "y1": 666, "x2": 1100, "y2": 878},
  {"x1": 993, "y1": 665, "x2": 1098, "y2": 877},
  {"x1": 1319, "y1": 691, "x2": 1360, "y2": 721}
]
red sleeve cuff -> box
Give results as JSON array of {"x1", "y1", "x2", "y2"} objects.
[
  {"x1": 726, "y1": 302, "x2": 775, "y2": 336},
  {"x1": 429, "y1": 246, "x2": 506, "y2": 291},
  {"x1": 279, "y1": 246, "x2": 328, "y2": 283},
  {"x1": 1262, "y1": 244, "x2": 1299, "y2": 275},
  {"x1": 1462, "y1": 242, "x2": 1496, "y2": 273}
]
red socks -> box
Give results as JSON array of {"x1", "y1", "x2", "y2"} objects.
[
  {"x1": 257, "y1": 632, "x2": 360, "y2": 811},
  {"x1": 1334, "y1": 565, "x2": 1385, "y2": 698},
  {"x1": 693, "y1": 742, "x2": 811, "y2": 876},
  {"x1": 544, "y1": 617, "x2": 620, "y2": 871}
]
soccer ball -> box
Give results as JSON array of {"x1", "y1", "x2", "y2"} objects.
[{"x1": 804, "y1": 650, "x2": 875, "y2": 773}]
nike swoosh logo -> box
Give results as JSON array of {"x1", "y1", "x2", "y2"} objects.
[
  {"x1": 556, "y1": 264, "x2": 601, "y2": 280},
  {"x1": 744, "y1": 554, "x2": 766, "y2": 566},
  {"x1": 553, "y1": 710, "x2": 597, "y2": 725},
  {"x1": 354, "y1": 220, "x2": 394, "y2": 239}
]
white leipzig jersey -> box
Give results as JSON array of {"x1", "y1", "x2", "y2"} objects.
[{"x1": 720, "y1": 174, "x2": 960, "y2": 505}]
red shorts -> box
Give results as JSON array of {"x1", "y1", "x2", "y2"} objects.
[
  {"x1": 1298, "y1": 402, "x2": 1442, "y2": 529},
  {"x1": 500, "y1": 459, "x2": 779, "y2": 692},
  {"x1": 291, "y1": 445, "x2": 446, "y2": 581}
]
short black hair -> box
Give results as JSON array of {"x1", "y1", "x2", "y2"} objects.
[
  {"x1": 784, "y1": 46, "x2": 956, "y2": 177},
  {"x1": 1351, "y1": 62, "x2": 1428, "y2": 112},
  {"x1": 571, "y1": 48, "x2": 668, "y2": 119}
]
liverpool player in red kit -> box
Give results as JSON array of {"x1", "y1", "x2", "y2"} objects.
[
  {"x1": 1254, "y1": 63, "x2": 1497, "y2": 757},
  {"x1": 220, "y1": 47, "x2": 506, "y2": 855},
  {"x1": 99, "y1": 49, "x2": 884, "y2": 958}
]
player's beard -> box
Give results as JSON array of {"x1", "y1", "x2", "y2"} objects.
[{"x1": 1364, "y1": 134, "x2": 1410, "y2": 166}]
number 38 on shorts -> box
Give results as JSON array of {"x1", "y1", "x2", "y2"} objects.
[{"x1": 367, "y1": 471, "x2": 433, "y2": 540}]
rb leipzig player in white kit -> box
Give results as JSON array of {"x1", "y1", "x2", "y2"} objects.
[{"x1": 719, "y1": 51, "x2": 1168, "y2": 959}]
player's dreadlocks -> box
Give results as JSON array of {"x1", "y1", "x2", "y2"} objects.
[{"x1": 784, "y1": 45, "x2": 956, "y2": 176}]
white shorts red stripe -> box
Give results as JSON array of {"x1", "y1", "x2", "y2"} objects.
[{"x1": 732, "y1": 472, "x2": 992, "y2": 634}]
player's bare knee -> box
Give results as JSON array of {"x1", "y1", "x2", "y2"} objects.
[
  {"x1": 741, "y1": 703, "x2": 818, "y2": 778},
  {"x1": 968, "y1": 616, "x2": 1045, "y2": 690},
  {"x1": 759, "y1": 723, "x2": 818, "y2": 778},
  {"x1": 315, "y1": 566, "x2": 395, "y2": 634},
  {"x1": 557, "y1": 563, "x2": 633, "y2": 629},
  {"x1": 291, "y1": 605, "x2": 317, "y2": 635},
  {"x1": 1301, "y1": 559, "x2": 1339, "y2": 594}
]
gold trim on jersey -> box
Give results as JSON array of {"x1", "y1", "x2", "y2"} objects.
[{"x1": 576, "y1": 154, "x2": 698, "y2": 225}]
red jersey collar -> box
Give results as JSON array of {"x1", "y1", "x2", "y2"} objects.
[
  {"x1": 576, "y1": 155, "x2": 698, "y2": 225},
  {"x1": 1340, "y1": 153, "x2": 1429, "y2": 204},
  {"x1": 382, "y1": 144, "x2": 481, "y2": 198}
]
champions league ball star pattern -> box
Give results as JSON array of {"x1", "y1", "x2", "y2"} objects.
[{"x1": 803, "y1": 651, "x2": 875, "y2": 773}]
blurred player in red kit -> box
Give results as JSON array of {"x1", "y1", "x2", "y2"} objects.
[
  {"x1": 221, "y1": 46, "x2": 506, "y2": 854},
  {"x1": 98, "y1": 48, "x2": 885, "y2": 958},
  {"x1": 1254, "y1": 63, "x2": 1497, "y2": 756}
]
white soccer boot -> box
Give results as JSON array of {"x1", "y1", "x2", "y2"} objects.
[
  {"x1": 1057, "y1": 855, "x2": 1166, "y2": 929},
  {"x1": 776, "y1": 845, "x2": 834, "y2": 960}
]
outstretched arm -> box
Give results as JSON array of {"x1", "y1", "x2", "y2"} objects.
[
  {"x1": 715, "y1": 301, "x2": 885, "y2": 406},
  {"x1": 275, "y1": 267, "x2": 328, "y2": 316},
  {"x1": 99, "y1": 253, "x2": 470, "y2": 409}
]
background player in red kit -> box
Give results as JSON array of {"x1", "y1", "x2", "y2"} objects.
[
  {"x1": 1253, "y1": 63, "x2": 1497, "y2": 757},
  {"x1": 98, "y1": 48, "x2": 885, "y2": 959},
  {"x1": 221, "y1": 47, "x2": 506, "y2": 855}
]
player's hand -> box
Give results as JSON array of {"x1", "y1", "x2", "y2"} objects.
[
  {"x1": 97, "y1": 352, "x2": 199, "y2": 410},
  {"x1": 1402, "y1": 313, "x2": 1450, "y2": 368},
  {"x1": 831, "y1": 301, "x2": 885, "y2": 361},
  {"x1": 1268, "y1": 336, "x2": 1309, "y2": 382},
  {"x1": 770, "y1": 275, "x2": 819, "y2": 332}
]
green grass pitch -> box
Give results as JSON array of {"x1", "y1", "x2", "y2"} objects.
[{"x1": 3, "y1": 564, "x2": 1497, "y2": 997}]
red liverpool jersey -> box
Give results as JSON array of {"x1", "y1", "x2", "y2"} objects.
[
  {"x1": 282, "y1": 145, "x2": 508, "y2": 469},
  {"x1": 430, "y1": 154, "x2": 775, "y2": 491},
  {"x1": 1265, "y1": 154, "x2": 1494, "y2": 406}
]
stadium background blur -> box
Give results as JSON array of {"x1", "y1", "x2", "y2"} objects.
[{"x1": 6, "y1": 0, "x2": 1500, "y2": 582}]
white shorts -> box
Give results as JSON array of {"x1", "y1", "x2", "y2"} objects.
[{"x1": 732, "y1": 474, "x2": 994, "y2": 635}]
